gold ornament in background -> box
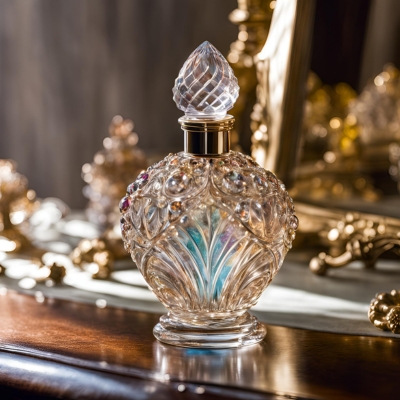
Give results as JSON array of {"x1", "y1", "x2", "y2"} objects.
[
  {"x1": 294, "y1": 202, "x2": 400, "y2": 275},
  {"x1": 0, "y1": 159, "x2": 39, "y2": 253},
  {"x1": 32, "y1": 262, "x2": 66, "y2": 285},
  {"x1": 73, "y1": 116, "x2": 147, "y2": 278},
  {"x1": 231, "y1": 1, "x2": 398, "y2": 273},
  {"x1": 301, "y1": 72, "x2": 358, "y2": 162},
  {"x1": 292, "y1": 72, "x2": 380, "y2": 202},
  {"x1": 297, "y1": 64, "x2": 400, "y2": 199},
  {"x1": 351, "y1": 64, "x2": 400, "y2": 173},
  {"x1": 369, "y1": 290, "x2": 400, "y2": 334},
  {"x1": 293, "y1": 68, "x2": 400, "y2": 271},
  {"x1": 82, "y1": 115, "x2": 147, "y2": 228},
  {"x1": 227, "y1": 0, "x2": 274, "y2": 151},
  {"x1": 71, "y1": 238, "x2": 114, "y2": 280}
]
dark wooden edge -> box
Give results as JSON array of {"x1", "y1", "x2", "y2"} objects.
[{"x1": 0, "y1": 350, "x2": 310, "y2": 400}]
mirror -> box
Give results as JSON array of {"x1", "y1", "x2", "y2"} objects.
[{"x1": 232, "y1": 0, "x2": 400, "y2": 274}]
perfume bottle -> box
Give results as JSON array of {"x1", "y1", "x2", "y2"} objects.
[{"x1": 120, "y1": 41, "x2": 298, "y2": 348}]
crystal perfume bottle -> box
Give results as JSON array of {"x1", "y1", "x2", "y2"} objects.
[{"x1": 120, "y1": 41, "x2": 298, "y2": 348}]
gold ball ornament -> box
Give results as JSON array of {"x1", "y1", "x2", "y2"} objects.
[{"x1": 369, "y1": 290, "x2": 400, "y2": 333}]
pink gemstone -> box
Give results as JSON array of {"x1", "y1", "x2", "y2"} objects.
[
  {"x1": 141, "y1": 173, "x2": 149, "y2": 181},
  {"x1": 127, "y1": 183, "x2": 136, "y2": 195},
  {"x1": 119, "y1": 196, "x2": 131, "y2": 212}
]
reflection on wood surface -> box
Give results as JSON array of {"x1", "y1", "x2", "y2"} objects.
[{"x1": 0, "y1": 291, "x2": 400, "y2": 399}]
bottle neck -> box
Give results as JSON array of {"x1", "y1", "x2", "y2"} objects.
[{"x1": 179, "y1": 115, "x2": 234, "y2": 156}]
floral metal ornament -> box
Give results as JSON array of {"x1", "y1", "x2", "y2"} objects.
[
  {"x1": 294, "y1": 202, "x2": 400, "y2": 275},
  {"x1": 369, "y1": 290, "x2": 400, "y2": 334}
]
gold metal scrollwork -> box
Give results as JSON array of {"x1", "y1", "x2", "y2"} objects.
[{"x1": 295, "y1": 203, "x2": 400, "y2": 275}]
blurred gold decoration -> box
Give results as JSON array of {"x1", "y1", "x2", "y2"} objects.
[
  {"x1": 298, "y1": 64, "x2": 400, "y2": 184},
  {"x1": 0, "y1": 159, "x2": 39, "y2": 253},
  {"x1": 292, "y1": 67, "x2": 400, "y2": 273},
  {"x1": 244, "y1": 1, "x2": 399, "y2": 275},
  {"x1": 71, "y1": 238, "x2": 113, "y2": 280},
  {"x1": 295, "y1": 202, "x2": 400, "y2": 275},
  {"x1": 369, "y1": 290, "x2": 400, "y2": 334},
  {"x1": 0, "y1": 264, "x2": 4, "y2": 275},
  {"x1": 33, "y1": 262, "x2": 66, "y2": 285},
  {"x1": 292, "y1": 73, "x2": 381, "y2": 202},
  {"x1": 350, "y1": 64, "x2": 400, "y2": 173},
  {"x1": 273, "y1": 64, "x2": 400, "y2": 202},
  {"x1": 82, "y1": 115, "x2": 147, "y2": 228},
  {"x1": 73, "y1": 116, "x2": 147, "y2": 276},
  {"x1": 92, "y1": 251, "x2": 113, "y2": 280},
  {"x1": 227, "y1": 0, "x2": 274, "y2": 150},
  {"x1": 301, "y1": 72, "x2": 358, "y2": 161},
  {"x1": 389, "y1": 142, "x2": 400, "y2": 192},
  {"x1": 250, "y1": 61, "x2": 400, "y2": 201}
]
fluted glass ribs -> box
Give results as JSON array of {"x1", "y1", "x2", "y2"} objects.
[{"x1": 120, "y1": 152, "x2": 297, "y2": 347}]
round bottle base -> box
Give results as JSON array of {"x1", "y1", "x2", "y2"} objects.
[{"x1": 153, "y1": 312, "x2": 266, "y2": 349}]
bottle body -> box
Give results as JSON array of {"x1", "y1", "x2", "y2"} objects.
[{"x1": 120, "y1": 150, "x2": 297, "y2": 347}]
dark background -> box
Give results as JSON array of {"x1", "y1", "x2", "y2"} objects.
[{"x1": 0, "y1": 0, "x2": 399, "y2": 208}]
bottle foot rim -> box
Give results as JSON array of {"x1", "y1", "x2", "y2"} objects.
[{"x1": 153, "y1": 312, "x2": 266, "y2": 349}]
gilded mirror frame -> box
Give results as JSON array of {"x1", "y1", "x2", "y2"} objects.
[{"x1": 240, "y1": 0, "x2": 400, "y2": 274}]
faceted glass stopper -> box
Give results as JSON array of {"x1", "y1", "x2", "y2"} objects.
[{"x1": 173, "y1": 41, "x2": 240, "y2": 119}]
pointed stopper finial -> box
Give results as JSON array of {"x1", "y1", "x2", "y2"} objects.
[{"x1": 172, "y1": 41, "x2": 239, "y2": 119}]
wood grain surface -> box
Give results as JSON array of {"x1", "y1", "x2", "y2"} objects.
[{"x1": 0, "y1": 290, "x2": 399, "y2": 399}]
